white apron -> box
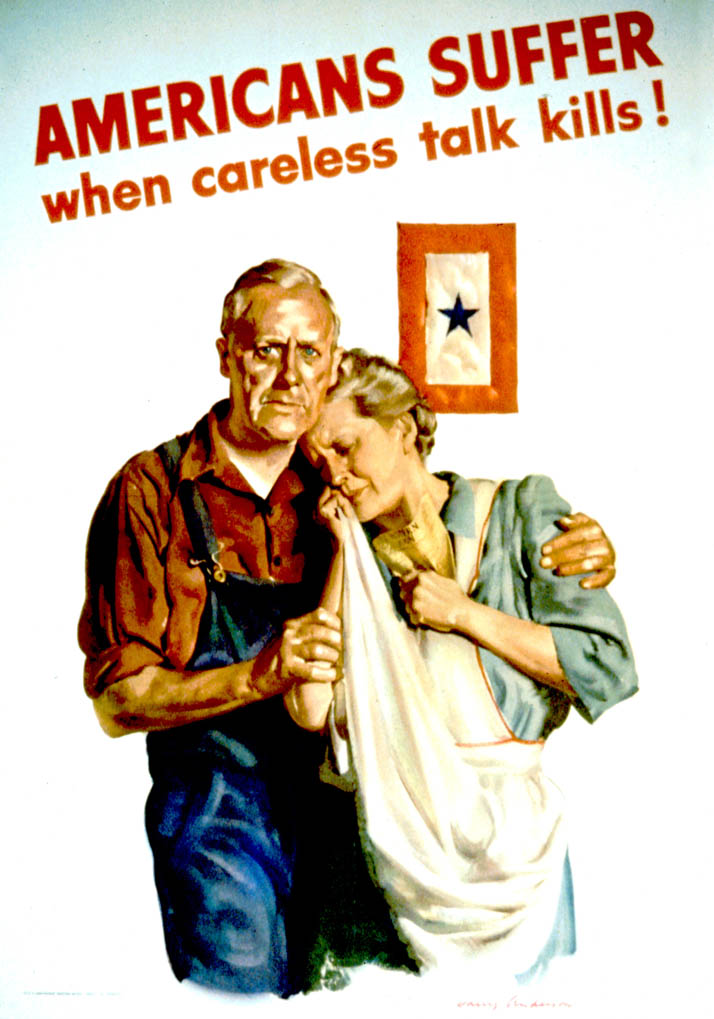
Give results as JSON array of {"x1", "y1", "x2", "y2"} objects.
[{"x1": 333, "y1": 482, "x2": 568, "y2": 979}]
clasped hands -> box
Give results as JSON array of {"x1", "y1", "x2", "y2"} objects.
[{"x1": 274, "y1": 607, "x2": 342, "y2": 689}]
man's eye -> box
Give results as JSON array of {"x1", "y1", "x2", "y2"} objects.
[
  {"x1": 256, "y1": 344, "x2": 278, "y2": 358},
  {"x1": 300, "y1": 346, "x2": 319, "y2": 359}
]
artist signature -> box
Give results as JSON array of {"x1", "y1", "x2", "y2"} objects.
[{"x1": 457, "y1": 997, "x2": 573, "y2": 1010}]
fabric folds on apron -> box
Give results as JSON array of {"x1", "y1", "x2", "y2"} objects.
[{"x1": 335, "y1": 487, "x2": 568, "y2": 980}]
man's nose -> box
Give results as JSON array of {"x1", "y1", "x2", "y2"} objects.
[{"x1": 276, "y1": 339, "x2": 299, "y2": 385}]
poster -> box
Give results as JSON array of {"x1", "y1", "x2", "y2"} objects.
[{"x1": 2, "y1": 1, "x2": 711, "y2": 1016}]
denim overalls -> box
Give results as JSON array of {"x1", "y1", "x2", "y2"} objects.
[{"x1": 143, "y1": 445, "x2": 411, "y2": 996}]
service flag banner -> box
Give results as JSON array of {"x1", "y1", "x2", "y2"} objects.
[
  {"x1": 398, "y1": 223, "x2": 517, "y2": 413},
  {"x1": 425, "y1": 252, "x2": 491, "y2": 385}
]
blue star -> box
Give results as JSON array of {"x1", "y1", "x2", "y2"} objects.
[{"x1": 438, "y1": 293, "x2": 478, "y2": 335}]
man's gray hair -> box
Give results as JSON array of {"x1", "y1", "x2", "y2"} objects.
[
  {"x1": 221, "y1": 258, "x2": 340, "y2": 341},
  {"x1": 326, "y1": 348, "x2": 437, "y2": 460}
]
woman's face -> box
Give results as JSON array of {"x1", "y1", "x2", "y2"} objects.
[{"x1": 305, "y1": 397, "x2": 412, "y2": 522}]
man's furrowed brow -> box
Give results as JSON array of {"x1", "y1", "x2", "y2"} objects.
[{"x1": 253, "y1": 334, "x2": 330, "y2": 347}]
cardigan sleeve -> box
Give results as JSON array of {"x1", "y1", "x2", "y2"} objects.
[{"x1": 511, "y1": 474, "x2": 638, "y2": 723}]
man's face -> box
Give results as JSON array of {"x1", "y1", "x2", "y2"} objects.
[{"x1": 217, "y1": 283, "x2": 340, "y2": 448}]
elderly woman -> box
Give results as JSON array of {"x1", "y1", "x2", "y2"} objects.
[{"x1": 287, "y1": 349, "x2": 637, "y2": 985}]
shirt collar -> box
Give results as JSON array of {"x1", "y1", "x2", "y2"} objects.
[
  {"x1": 435, "y1": 471, "x2": 476, "y2": 538},
  {"x1": 177, "y1": 400, "x2": 308, "y2": 503}
]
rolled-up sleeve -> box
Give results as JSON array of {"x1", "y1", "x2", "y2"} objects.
[
  {"x1": 78, "y1": 452, "x2": 172, "y2": 698},
  {"x1": 514, "y1": 474, "x2": 638, "y2": 723}
]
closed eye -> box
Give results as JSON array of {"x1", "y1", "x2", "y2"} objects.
[{"x1": 304, "y1": 443, "x2": 324, "y2": 469}]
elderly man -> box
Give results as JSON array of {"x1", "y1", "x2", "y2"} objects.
[{"x1": 79, "y1": 259, "x2": 616, "y2": 997}]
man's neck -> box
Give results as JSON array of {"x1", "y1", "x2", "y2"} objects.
[{"x1": 217, "y1": 428, "x2": 297, "y2": 499}]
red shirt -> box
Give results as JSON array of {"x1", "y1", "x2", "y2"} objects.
[{"x1": 79, "y1": 401, "x2": 330, "y2": 697}]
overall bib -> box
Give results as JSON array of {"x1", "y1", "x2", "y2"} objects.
[{"x1": 144, "y1": 473, "x2": 326, "y2": 996}]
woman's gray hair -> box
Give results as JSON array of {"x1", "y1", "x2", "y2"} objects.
[
  {"x1": 327, "y1": 348, "x2": 437, "y2": 460},
  {"x1": 221, "y1": 258, "x2": 340, "y2": 342}
]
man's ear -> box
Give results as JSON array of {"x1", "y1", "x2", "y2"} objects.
[
  {"x1": 328, "y1": 346, "x2": 345, "y2": 387},
  {"x1": 216, "y1": 335, "x2": 231, "y2": 378}
]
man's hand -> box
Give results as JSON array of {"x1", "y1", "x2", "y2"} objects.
[
  {"x1": 398, "y1": 570, "x2": 472, "y2": 633},
  {"x1": 540, "y1": 513, "x2": 616, "y2": 590},
  {"x1": 255, "y1": 607, "x2": 342, "y2": 697}
]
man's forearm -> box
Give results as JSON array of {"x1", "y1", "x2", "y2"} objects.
[{"x1": 91, "y1": 643, "x2": 284, "y2": 737}]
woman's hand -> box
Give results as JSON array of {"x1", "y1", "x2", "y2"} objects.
[
  {"x1": 398, "y1": 570, "x2": 473, "y2": 633},
  {"x1": 540, "y1": 513, "x2": 616, "y2": 589},
  {"x1": 317, "y1": 487, "x2": 352, "y2": 546},
  {"x1": 400, "y1": 570, "x2": 573, "y2": 694}
]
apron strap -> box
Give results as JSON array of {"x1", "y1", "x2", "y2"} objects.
[{"x1": 452, "y1": 479, "x2": 502, "y2": 595}]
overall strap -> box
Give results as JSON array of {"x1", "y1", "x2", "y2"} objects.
[
  {"x1": 156, "y1": 435, "x2": 184, "y2": 476},
  {"x1": 155, "y1": 434, "x2": 225, "y2": 583},
  {"x1": 452, "y1": 479, "x2": 501, "y2": 595},
  {"x1": 177, "y1": 481, "x2": 226, "y2": 583}
]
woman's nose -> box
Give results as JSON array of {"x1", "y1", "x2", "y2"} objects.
[{"x1": 324, "y1": 454, "x2": 346, "y2": 486}]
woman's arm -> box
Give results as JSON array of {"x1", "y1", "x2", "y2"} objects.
[
  {"x1": 283, "y1": 490, "x2": 347, "y2": 730},
  {"x1": 398, "y1": 571, "x2": 576, "y2": 696},
  {"x1": 400, "y1": 474, "x2": 637, "y2": 714}
]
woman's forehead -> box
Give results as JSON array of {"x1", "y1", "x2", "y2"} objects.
[
  {"x1": 306, "y1": 398, "x2": 361, "y2": 447},
  {"x1": 316, "y1": 398, "x2": 361, "y2": 432}
]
